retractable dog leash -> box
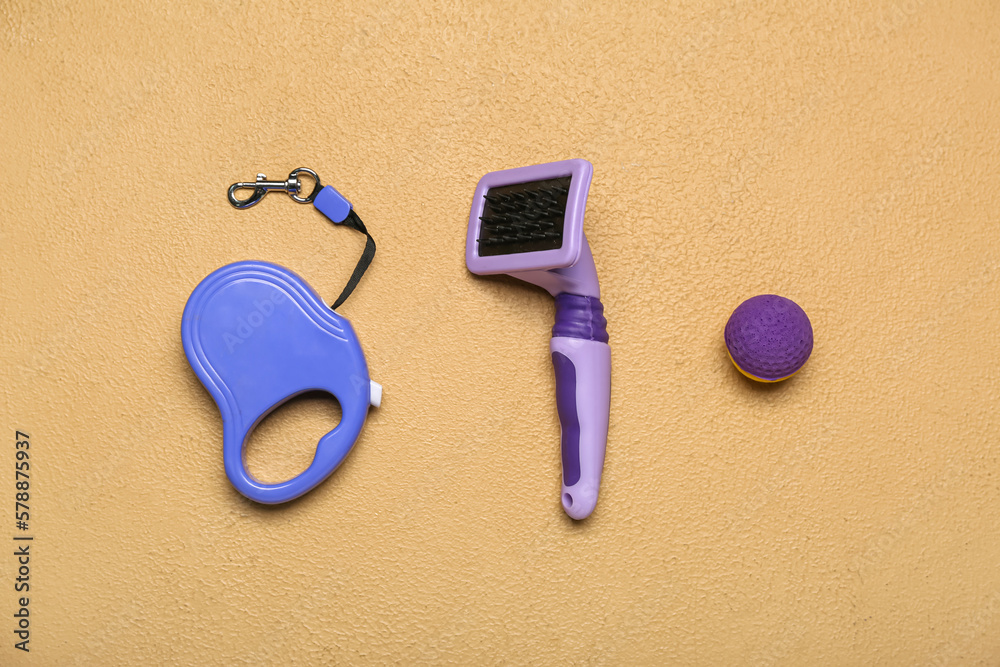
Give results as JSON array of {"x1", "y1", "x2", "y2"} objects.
[{"x1": 182, "y1": 169, "x2": 380, "y2": 504}]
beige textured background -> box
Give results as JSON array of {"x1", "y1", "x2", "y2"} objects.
[{"x1": 2, "y1": 0, "x2": 999, "y2": 664}]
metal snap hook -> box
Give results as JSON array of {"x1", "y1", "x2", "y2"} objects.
[{"x1": 227, "y1": 168, "x2": 322, "y2": 209}]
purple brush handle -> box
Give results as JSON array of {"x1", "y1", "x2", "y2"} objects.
[{"x1": 551, "y1": 294, "x2": 610, "y2": 519}]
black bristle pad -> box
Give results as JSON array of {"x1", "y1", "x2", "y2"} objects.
[{"x1": 477, "y1": 176, "x2": 571, "y2": 256}]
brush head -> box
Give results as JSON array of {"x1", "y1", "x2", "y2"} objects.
[
  {"x1": 466, "y1": 159, "x2": 593, "y2": 275},
  {"x1": 478, "y1": 177, "x2": 570, "y2": 256}
]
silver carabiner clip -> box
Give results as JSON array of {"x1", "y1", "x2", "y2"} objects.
[{"x1": 227, "y1": 168, "x2": 322, "y2": 209}]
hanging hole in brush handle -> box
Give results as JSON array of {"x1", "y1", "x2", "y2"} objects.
[{"x1": 551, "y1": 293, "x2": 611, "y2": 520}]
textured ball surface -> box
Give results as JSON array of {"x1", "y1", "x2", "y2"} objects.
[{"x1": 725, "y1": 295, "x2": 813, "y2": 382}]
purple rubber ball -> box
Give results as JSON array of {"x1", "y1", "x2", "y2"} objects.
[{"x1": 725, "y1": 295, "x2": 813, "y2": 382}]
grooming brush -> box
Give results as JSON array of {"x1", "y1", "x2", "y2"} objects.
[{"x1": 466, "y1": 159, "x2": 610, "y2": 520}]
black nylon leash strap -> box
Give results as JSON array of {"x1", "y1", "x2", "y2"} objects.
[
  {"x1": 331, "y1": 209, "x2": 376, "y2": 311},
  {"x1": 224, "y1": 169, "x2": 376, "y2": 311}
]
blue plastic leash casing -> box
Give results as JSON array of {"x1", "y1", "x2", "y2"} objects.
[{"x1": 182, "y1": 185, "x2": 379, "y2": 504}]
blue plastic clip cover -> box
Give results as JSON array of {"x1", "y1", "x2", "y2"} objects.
[{"x1": 181, "y1": 261, "x2": 380, "y2": 504}]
